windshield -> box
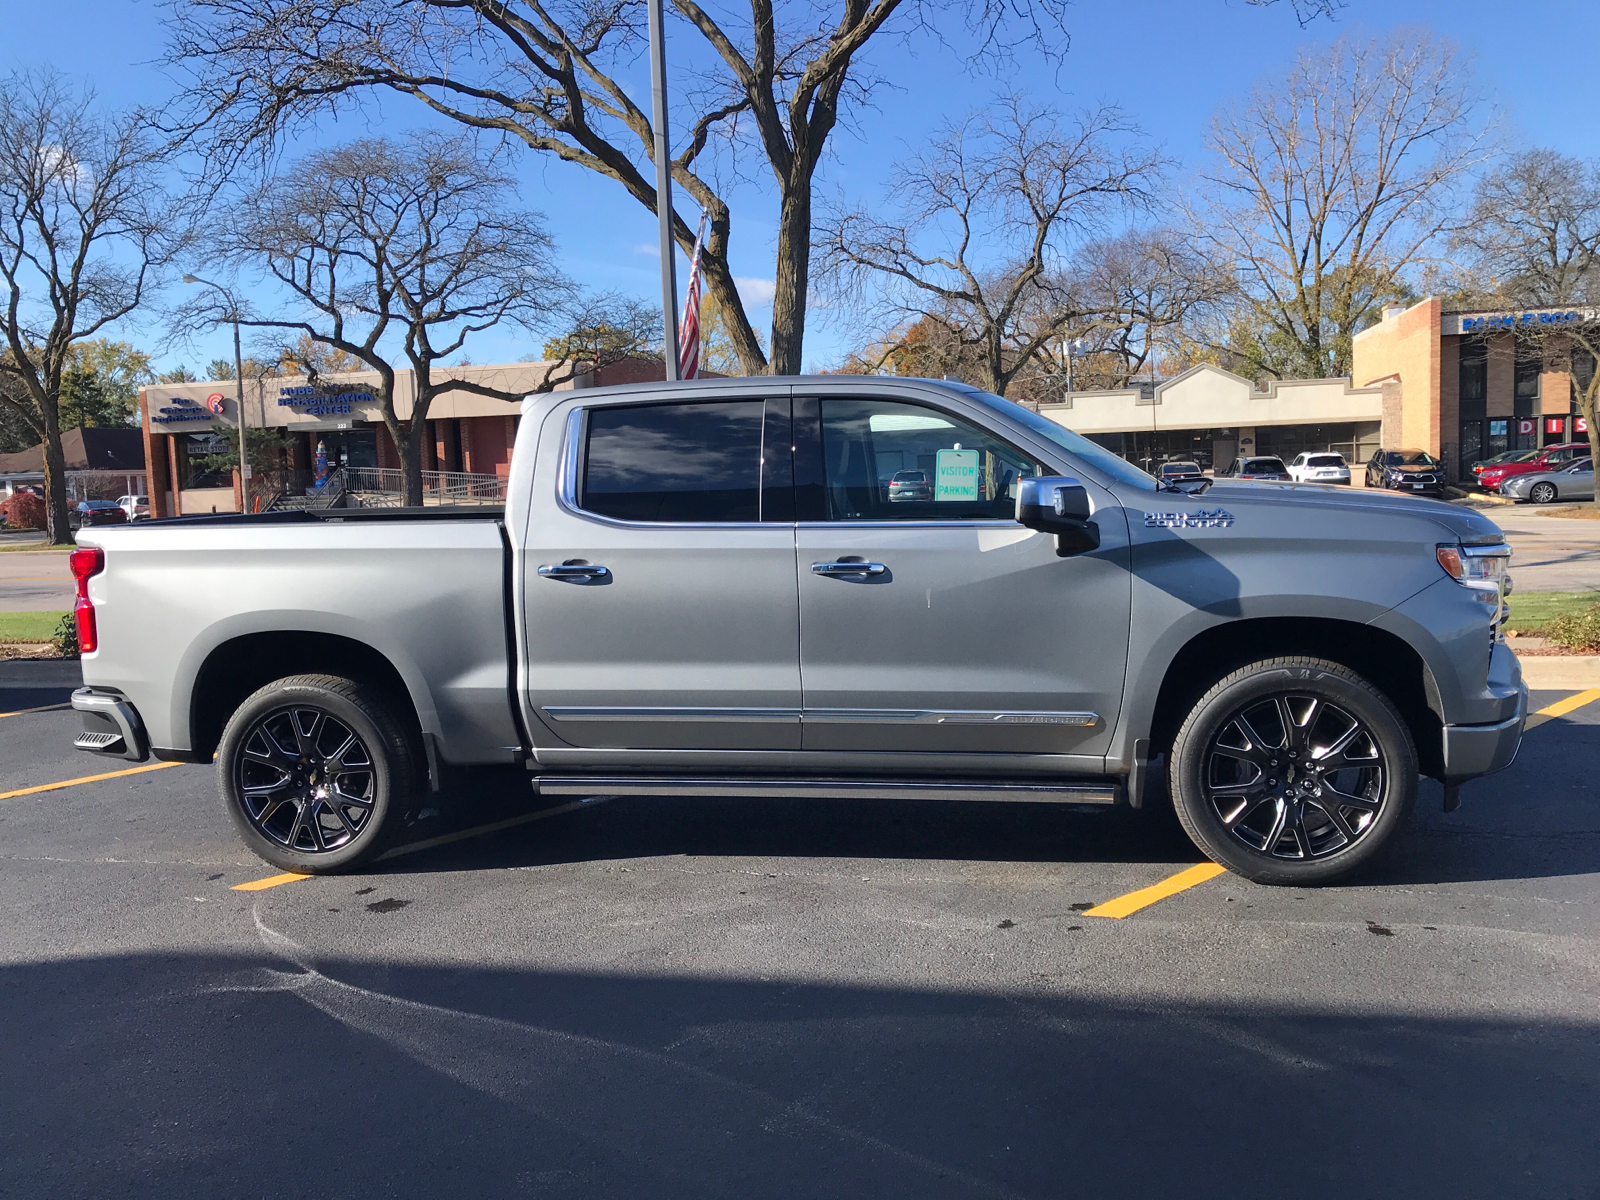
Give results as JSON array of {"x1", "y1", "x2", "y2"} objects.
[
  {"x1": 1386, "y1": 451, "x2": 1436, "y2": 466},
  {"x1": 962, "y1": 389, "x2": 1159, "y2": 489}
]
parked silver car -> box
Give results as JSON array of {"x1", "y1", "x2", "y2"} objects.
[{"x1": 1499, "y1": 458, "x2": 1593, "y2": 504}]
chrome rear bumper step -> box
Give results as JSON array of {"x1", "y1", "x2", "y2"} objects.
[
  {"x1": 533, "y1": 776, "x2": 1119, "y2": 805},
  {"x1": 71, "y1": 688, "x2": 149, "y2": 762}
]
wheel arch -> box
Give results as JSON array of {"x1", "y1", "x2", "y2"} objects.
[
  {"x1": 187, "y1": 632, "x2": 426, "y2": 765},
  {"x1": 1147, "y1": 617, "x2": 1444, "y2": 780}
]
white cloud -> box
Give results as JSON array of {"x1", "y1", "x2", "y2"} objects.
[
  {"x1": 632, "y1": 242, "x2": 661, "y2": 258},
  {"x1": 734, "y1": 277, "x2": 777, "y2": 307}
]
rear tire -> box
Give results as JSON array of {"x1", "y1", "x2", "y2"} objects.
[
  {"x1": 217, "y1": 674, "x2": 423, "y2": 873},
  {"x1": 1168, "y1": 657, "x2": 1417, "y2": 885}
]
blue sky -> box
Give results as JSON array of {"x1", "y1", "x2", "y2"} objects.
[{"x1": 8, "y1": 0, "x2": 1600, "y2": 374}]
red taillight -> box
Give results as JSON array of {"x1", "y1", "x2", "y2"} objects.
[{"x1": 69, "y1": 547, "x2": 104, "y2": 654}]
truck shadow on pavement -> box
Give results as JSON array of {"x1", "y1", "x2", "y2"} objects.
[
  {"x1": 400, "y1": 766, "x2": 1208, "y2": 875},
  {"x1": 2, "y1": 947, "x2": 1595, "y2": 1199},
  {"x1": 399, "y1": 699, "x2": 1600, "y2": 887}
]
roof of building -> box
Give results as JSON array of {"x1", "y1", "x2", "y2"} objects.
[{"x1": 0, "y1": 426, "x2": 146, "y2": 475}]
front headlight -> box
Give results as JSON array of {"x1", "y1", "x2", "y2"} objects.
[{"x1": 1437, "y1": 543, "x2": 1512, "y2": 630}]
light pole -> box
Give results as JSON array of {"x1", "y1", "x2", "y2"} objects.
[
  {"x1": 647, "y1": 0, "x2": 680, "y2": 379},
  {"x1": 182, "y1": 274, "x2": 249, "y2": 510}
]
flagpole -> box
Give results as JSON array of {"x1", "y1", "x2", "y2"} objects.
[{"x1": 647, "y1": 0, "x2": 680, "y2": 381}]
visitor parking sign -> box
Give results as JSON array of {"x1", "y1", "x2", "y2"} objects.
[{"x1": 935, "y1": 449, "x2": 979, "y2": 500}]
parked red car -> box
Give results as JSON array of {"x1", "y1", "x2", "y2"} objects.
[{"x1": 1478, "y1": 443, "x2": 1591, "y2": 492}]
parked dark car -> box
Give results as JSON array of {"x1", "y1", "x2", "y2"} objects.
[
  {"x1": 1157, "y1": 461, "x2": 1205, "y2": 484},
  {"x1": 1217, "y1": 456, "x2": 1291, "y2": 481},
  {"x1": 886, "y1": 469, "x2": 932, "y2": 502},
  {"x1": 74, "y1": 500, "x2": 128, "y2": 526},
  {"x1": 1366, "y1": 449, "x2": 1443, "y2": 495},
  {"x1": 1478, "y1": 443, "x2": 1590, "y2": 492}
]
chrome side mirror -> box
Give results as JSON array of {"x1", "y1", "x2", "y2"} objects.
[{"x1": 1016, "y1": 475, "x2": 1100, "y2": 556}]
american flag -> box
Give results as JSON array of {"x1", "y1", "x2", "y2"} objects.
[{"x1": 678, "y1": 215, "x2": 707, "y2": 379}]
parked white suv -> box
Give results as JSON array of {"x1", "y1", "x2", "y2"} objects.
[
  {"x1": 117, "y1": 495, "x2": 150, "y2": 521},
  {"x1": 1288, "y1": 453, "x2": 1350, "y2": 485}
]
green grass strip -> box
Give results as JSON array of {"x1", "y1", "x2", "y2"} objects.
[
  {"x1": 1506, "y1": 590, "x2": 1600, "y2": 633},
  {"x1": 0, "y1": 611, "x2": 69, "y2": 641}
]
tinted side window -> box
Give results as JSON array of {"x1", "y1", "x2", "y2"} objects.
[
  {"x1": 815, "y1": 398, "x2": 1040, "y2": 521},
  {"x1": 582, "y1": 400, "x2": 764, "y2": 522}
]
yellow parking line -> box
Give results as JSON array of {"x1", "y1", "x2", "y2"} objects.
[
  {"x1": 1535, "y1": 687, "x2": 1600, "y2": 719},
  {"x1": 0, "y1": 702, "x2": 70, "y2": 719},
  {"x1": 231, "y1": 872, "x2": 311, "y2": 891},
  {"x1": 1084, "y1": 862, "x2": 1228, "y2": 919},
  {"x1": 0, "y1": 760, "x2": 180, "y2": 801}
]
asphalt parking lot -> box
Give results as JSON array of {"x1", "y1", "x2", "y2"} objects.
[{"x1": 2, "y1": 659, "x2": 1598, "y2": 1198}]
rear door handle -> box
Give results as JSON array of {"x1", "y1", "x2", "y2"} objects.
[
  {"x1": 538, "y1": 563, "x2": 610, "y2": 579},
  {"x1": 811, "y1": 561, "x2": 886, "y2": 576}
]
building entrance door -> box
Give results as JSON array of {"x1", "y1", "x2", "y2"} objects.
[{"x1": 1458, "y1": 420, "x2": 1484, "y2": 480}]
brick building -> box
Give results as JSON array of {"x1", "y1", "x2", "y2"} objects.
[
  {"x1": 1352, "y1": 297, "x2": 1594, "y2": 485},
  {"x1": 138, "y1": 357, "x2": 670, "y2": 516}
]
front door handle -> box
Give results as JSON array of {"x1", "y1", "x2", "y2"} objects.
[
  {"x1": 538, "y1": 563, "x2": 610, "y2": 579},
  {"x1": 811, "y1": 561, "x2": 886, "y2": 577}
]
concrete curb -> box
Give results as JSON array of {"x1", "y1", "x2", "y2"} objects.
[{"x1": 1514, "y1": 654, "x2": 1600, "y2": 688}]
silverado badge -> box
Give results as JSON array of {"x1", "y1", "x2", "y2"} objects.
[{"x1": 1144, "y1": 509, "x2": 1235, "y2": 529}]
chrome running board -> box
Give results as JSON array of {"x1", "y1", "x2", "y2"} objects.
[{"x1": 533, "y1": 776, "x2": 1119, "y2": 805}]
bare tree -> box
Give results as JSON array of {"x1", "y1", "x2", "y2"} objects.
[
  {"x1": 1452, "y1": 150, "x2": 1600, "y2": 500},
  {"x1": 1193, "y1": 31, "x2": 1491, "y2": 381},
  {"x1": 1021, "y1": 229, "x2": 1230, "y2": 396},
  {"x1": 166, "y1": 0, "x2": 1109, "y2": 377},
  {"x1": 189, "y1": 133, "x2": 577, "y2": 506},
  {"x1": 0, "y1": 73, "x2": 183, "y2": 543},
  {"x1": 818, "y1": 99, "x2": 1168, "y2": 397}
]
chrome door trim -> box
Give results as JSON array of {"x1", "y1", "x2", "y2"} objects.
[
  {"x1": 542, "y1": 706, "x2": 802, "y2": 724},
  {"x1": 801, "y1": 709, "x2": 1099, "y2": 727},
  {"x1": 555, "y1": 403, "x2": 775, "y2": 531},
  {"x1": 798, "y1": 520, "x2": 1018, "y2": 530},
  {"x1": 534, "y1": 776, "x2": 1118, "y2": 805}
]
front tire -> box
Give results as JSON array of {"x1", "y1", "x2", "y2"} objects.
[
  {"x1": 218, "y1": 674, "x2": 423, "y2": 873},
  {"x1": 1529, "y1": 481, "x2": 1558, "y2": 504},
  {"x1": 1168, "y1": 657, "x2": 1417, "y2": 885}
]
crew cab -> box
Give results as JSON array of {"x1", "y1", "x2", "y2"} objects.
[{"x1": 68, "y1": 378, "x2": 1527, "y2": 886}]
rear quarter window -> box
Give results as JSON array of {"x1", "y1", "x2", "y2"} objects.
[{"x1": 581, "y1": 400, "x2": 765, "y2": 522}]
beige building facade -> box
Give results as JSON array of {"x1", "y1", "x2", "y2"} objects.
[{"x1": 1035, "y1": 364, "x2": 1384, "y2": 474}]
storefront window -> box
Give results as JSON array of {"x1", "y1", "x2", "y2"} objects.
[
  {"x1": 1459, "y1": 337, "x2": 1487, "y2": 420},
  {"x1": 1513, "y1": 348, "x2": 1540, "y2": 418}
]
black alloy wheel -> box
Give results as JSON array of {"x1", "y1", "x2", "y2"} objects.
[
  {"x1": 1530, "y1": 481, "x2": 1558, "y2": 504},
  {"x1": 1201, "y1": 693, "x2": 1383, "y2": 860},
  {"x1": 218, "y1": 674, "x2": 422, "y2": 872},
  {"x1": 237, "y1": 707, "x2": 376, "y2": 853},
  {"x1": 1169, "y1": 657, "x2": 1417, "y2": 885}
]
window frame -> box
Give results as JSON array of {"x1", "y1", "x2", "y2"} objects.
[
  {"x1": 558, "y1": 397, "x2": 793, "y2": 529},
  {"x1": 792, "y1": 393, "x2": 1045, "y2": 527}
]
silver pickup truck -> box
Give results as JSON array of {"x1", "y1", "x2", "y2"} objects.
[{"x1": 68, "y1": 377, "x2": 1526, "y2": 885}]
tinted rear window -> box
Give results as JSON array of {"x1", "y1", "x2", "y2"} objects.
[
  {"x1": 1306, "y1": 455, "x2": 1343, "y2": 467},
  {"x1": 1245, "y1": 459, "x2": 1287, "y2": 472},
  {"x1": 582, "y1": 400, "x2": 764, "y2": 522}
]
